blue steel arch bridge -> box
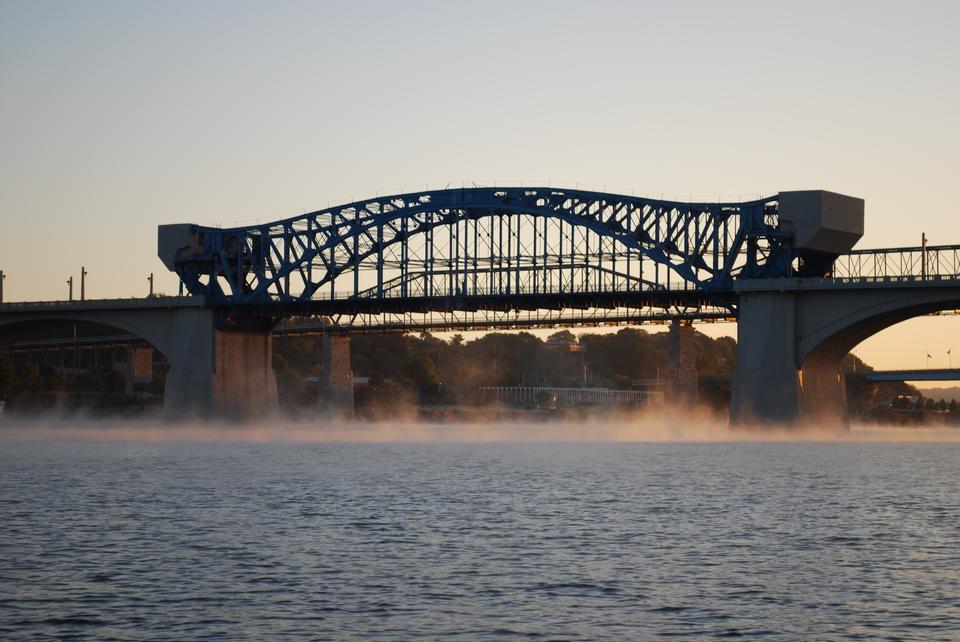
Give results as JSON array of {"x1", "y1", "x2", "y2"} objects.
[
  {"x1": 5, "y1": 185, "x2": 960, "y2": 425},
  {"x1": 159, "y1": 187, "x2": 798, "y2": 331}
]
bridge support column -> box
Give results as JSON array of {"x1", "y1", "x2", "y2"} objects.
[
  {"x1": 666, "y1": 321, "x2": 698, "y2": 406},
  {"x1": 212, "y1": 330, "x2": 279, "y2": 419},
  {"x1": 318, "y1": 334, "x2": 353, "y2": 418},
  {"x1": 732, "y1": 292, "x2": 849, "y2": 428},
  {"x1": 163, "y1": 307, "x2": 217, "y2": 417},
  {"x1": 162, "y1": 308, "x2": 278, "y2": 419},
  {"x1": 731, "y1": 292, "x2": 802, "y2": 425}
]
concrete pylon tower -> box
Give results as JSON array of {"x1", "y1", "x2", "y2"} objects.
[{"x1": 666, "y1": 321, "x2": 698, "y2": 406}]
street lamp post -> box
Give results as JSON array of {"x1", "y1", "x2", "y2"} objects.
[
  {"x1": 67, "y1": 276, "x2": 74, "y2": 301},
  {"x1": 80, "y1": 266, "x2": 88, "y2": 301},
  {"x1": 921, "y1": 232, "x2": 928, "y2": 280},
  {"x1": 0, "y1": 270, "x2": 5, "y2": 304}
]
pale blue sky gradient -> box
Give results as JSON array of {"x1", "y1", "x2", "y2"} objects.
[{"x1": 2, "y1": 1, "x2": 959, "y2": 370}]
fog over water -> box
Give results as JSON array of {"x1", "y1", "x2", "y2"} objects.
[
  {"x1": 2, "y1": 418, "x2": 959, "y2": 640},
  {"x1": 3, "y1": 414, "x2": 960, "y2": 443}
]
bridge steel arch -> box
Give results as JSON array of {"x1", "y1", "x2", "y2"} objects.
[
  {"x1": 732, "y1": 279, "x2": 960, "y2": 426},
  {"x1": 159, "y1": 187, "x2": 792, "y2": 322}
]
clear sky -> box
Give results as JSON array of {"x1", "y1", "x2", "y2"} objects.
[{"x1": 1, "y1": 0, "x2": 958, "y2": 371}]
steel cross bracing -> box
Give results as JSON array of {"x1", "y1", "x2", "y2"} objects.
[{"x1": 172, "y1": 187, "x2": 790, "y2": 323}]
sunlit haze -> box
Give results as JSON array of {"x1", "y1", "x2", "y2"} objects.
[{"x1": 2, "y1": 0, "x2": 958, "y2": 372}]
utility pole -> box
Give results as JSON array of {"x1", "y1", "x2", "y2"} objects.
[
  {"x1": 67, "y1": 276, "x2": 74, "y2": 301},
  {"x1": 0, "y1": 270, "x2": 5, "y2": 304},
  {"x1": 148, "y1": 273, "x2": 154, "y2": 297},
  {"x1": 80, "y1": 266, "x2": 88, "y2": 301}
]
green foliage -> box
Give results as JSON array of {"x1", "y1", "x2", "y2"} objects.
[
  {"x1": 580, "y1": 328, "x2": 663, "y2": 381},
  {"x1": 406, "y1": 356, "x2": 442, "y2": 401},
  {"x1": 272, "y1": 326, "x2": 917, "y2": 423},
  {"x1": 342, "y1": 327, "x2": 744, "y2": 407}
]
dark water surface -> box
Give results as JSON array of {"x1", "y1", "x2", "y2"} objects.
[{"x1": 1, "y1": 438, "x2": 959, "y2": 640}]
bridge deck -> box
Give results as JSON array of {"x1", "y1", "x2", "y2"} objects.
[
  {"x1": 2, "y1": 273, "x2": 960, "y2": 333},
  {"x1": 0, "y1": 296, "x2": 205, "y2": 313}
]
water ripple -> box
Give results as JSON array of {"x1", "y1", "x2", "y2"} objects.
[{"x1": 1, "y1": 440, "x2": 959, "y2": 640}]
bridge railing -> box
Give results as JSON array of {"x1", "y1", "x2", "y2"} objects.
[
  {"x1": 834, "y1": 244, "x2": 960, "y2": 281},
  {"x1": 0, "y1": 296, "x2": 204, "y2": 310}
]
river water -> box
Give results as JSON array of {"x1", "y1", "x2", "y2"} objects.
[{"x1": 1, "y1": 429, "x2": 959, "y2": 640}]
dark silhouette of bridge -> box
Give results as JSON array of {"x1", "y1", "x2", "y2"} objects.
[{"x1": 3, "y1": 186, "x2": 960, "y2": 426}]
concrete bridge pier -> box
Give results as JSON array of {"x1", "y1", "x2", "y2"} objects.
[
  {"x1": 731, "y1": 291, "x2": 847, "y2": 428},
  {"x1": 666, "y1": 321, "x2": 699, "y2": 406},
  {"x1": 211, "y1": 330, "x2": 279, "y2": 419},
  {"x1": 163, "y1": 307, "x2": 279, "y2": 420},
  {"x1": 163, "y1": 307, "x2": 216, "y2": 417},
  {"x1": 731, "y1": 292, "x2": 802, "y2": 425},
  {"x1": 317, "y1": 334, "x2": 354, "y2": 418}
]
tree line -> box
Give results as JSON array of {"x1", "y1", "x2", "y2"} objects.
[
  {"x1": 0, "y1": 327, "x2": 945, "y2": 422},
  {"x1": 273, "y1": 328, "x2": 922, "y2": 420}
]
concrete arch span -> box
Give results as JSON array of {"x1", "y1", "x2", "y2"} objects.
[
  {"x1": 0, "y1": 310, "x2": 179, "y2": 359},
  {"x1": 0, "y1": 316, "x2": 172, "y2": 402},
  {"x1": 731, "y1": 281, "x2": 960, "y2": 427},
  {"x1": 0, "y1": 302, "x2": 278, "y2": 419}
]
